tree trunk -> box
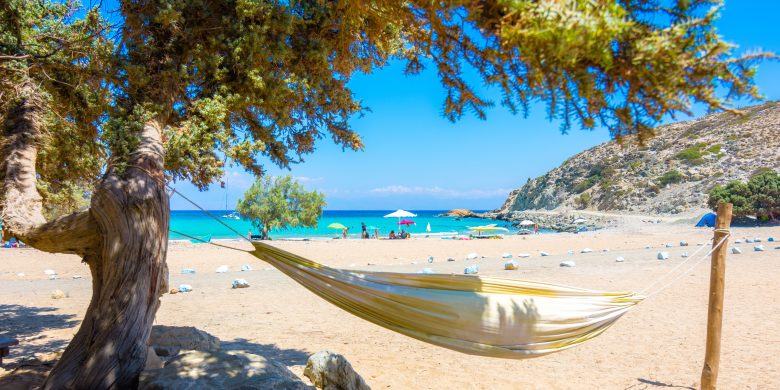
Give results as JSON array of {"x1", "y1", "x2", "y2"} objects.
[{"x1": 1, "y1": 80, "x2": 169, "y2": 388}]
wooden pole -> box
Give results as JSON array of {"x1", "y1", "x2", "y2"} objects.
[{"x1": 700, "y1": 202, "x2": 732, "y2": 390}]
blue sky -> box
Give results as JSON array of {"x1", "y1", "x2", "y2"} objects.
[{"x1": 170, "y1": 1, "x2": 780, "y2": 211}]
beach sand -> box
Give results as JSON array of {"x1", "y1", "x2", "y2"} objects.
[{"x1": 1, "y1": 223, "x2": 778, "y2": 389}]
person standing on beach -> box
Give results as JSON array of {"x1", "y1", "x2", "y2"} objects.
[
  {"x1": 342, "y1": 227, "x2": 349, "y2": 239},
  {"x1": 361, "y1": 222, "x2": 368, "y2": 239}
]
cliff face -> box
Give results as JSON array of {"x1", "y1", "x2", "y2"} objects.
[{"x1": 497, "y1": 102, "x2": 780, "y2": 215}]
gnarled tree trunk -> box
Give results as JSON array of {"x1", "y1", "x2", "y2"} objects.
[{"x1": 1, "y1": 80, "x2": 169, "y2": 389}]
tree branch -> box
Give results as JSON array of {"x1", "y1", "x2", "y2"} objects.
[{"x1": 0, "y1": 78, "x2": 99, "y2": 255}]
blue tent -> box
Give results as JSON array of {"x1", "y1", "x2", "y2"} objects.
[{"x1": 695, "y1": 213, "x2": 717, "y2": 227}]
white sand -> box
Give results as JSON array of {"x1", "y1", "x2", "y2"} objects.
[{"x1": 1, "y1": 224, "x2": 779, "y2": 389}]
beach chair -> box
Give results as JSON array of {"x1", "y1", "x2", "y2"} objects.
[{"x1": 0, "y1": 336, "x2": 19, "y2": 365}]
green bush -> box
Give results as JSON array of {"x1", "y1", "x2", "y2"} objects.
[
  {"x1": 674, "y1": 147, "x2": 704, "y2": 161},
  {"x1": 708, "y1": 168, "x2": 780, "y2": 219},
  {"x1": 575, "y1": 192, "x2": 591, "y2": 208},
  {"x1": 658, "y1": 170, "x2": 684, "y2": 185}
]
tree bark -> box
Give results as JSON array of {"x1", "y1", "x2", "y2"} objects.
[{"x1": 1, "y1": 79, "x2": 170, "y2": 388}]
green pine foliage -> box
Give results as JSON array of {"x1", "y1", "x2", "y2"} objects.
[
  {"x1": 1, "y1": 0, "x2": 775, "y2": 214},
  {"x1": 236, "y1": 175, "x2": 326, "y2": 239},
  {"x1": 708, "y1": 169, "x2": 780, "y2": 219}
]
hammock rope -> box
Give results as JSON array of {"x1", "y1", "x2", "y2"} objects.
[{"x1": 165, "y1": 186, "x2": 726, "y2": 359}]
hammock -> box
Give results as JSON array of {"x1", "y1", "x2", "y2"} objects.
[{"x1": 251, "y1": 241, "x2": 643, "y2": 359}]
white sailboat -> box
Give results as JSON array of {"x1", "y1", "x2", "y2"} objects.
[{"x1": 221, "y1": 176, "x2": 240, "y2": 219}]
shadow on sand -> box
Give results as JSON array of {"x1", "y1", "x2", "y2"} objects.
[{"x1": 624, "y1": 378, "x2": 696, "y2": 389}]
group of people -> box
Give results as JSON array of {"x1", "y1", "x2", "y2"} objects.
[
  {"x1": 1, "y1": 225, "x2": 21, "y2": 248},
  {"x1": 388, "y1": 229, "x2": 410, "y2": 239}
]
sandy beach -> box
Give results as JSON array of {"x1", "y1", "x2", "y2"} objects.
[{"x1": 1, "y1": 222, "x2": 779, "y2": 389}]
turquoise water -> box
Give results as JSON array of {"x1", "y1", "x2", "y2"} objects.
[{"x1": 169, "y1": 210, "x2": 520, "y2": 240}]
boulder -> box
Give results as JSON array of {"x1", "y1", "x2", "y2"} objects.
[
  {"x1": 731, "y1": 247, "x2": 742, "y2": 254},
  {"x1": 754, "y1": 238, "x2": 762, "y2": 242},
  {"x1": 559, "y1": 260, "x2": 576, "y2": 267},
  {"x1": 149, "y1": 325, "x2": 220, "y2": 358},
  {"x1": 139, "y1": 350, "x2": 308, "y2": 390},
  {"x1": 657, "y1": 252, "x2": 669, "y2": 260},
  {"x1": 304, "y1": 350, "x2": 370, "y2": 390},
  {"x1": 232, "y1": 279, "x2": 250, "y2": 289},
  {"x1": 464, "y1": 265, "x2": 479, "y2": 274},
  {"x1": 504, "y1": 260, "x2": 519, "y2": 270},
  {"x1": 178, "y1": 284, "x2": 192, "y2": 293},
  {"x1": 145, "y1": 347, "x2": 164, "y2": 371}
]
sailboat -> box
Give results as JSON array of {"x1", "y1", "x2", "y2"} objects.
[{"x1": 221, "y1": 176, "x2": 240, "y2": 220}]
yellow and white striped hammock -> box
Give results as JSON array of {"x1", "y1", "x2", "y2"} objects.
[{"x1": 251, "y1": 242, "x2": 643, "y2": 359}]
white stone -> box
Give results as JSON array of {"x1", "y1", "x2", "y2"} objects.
[
  {"x1": 304, "y1": 350, "x2": 370, "y2": 390},
  {"x1": 559, "y1": 260, "x2": 576, "y2": 267},
  {"x1": 16, "y1": 273, "x2": 24, "y2": 277},
  {"x1": 466, "y1": 253, "x2": 479, "y2": 260},
  {"x1": 44, "y1": 269, "x2": 57, "y2": 275},
  {"x1": 734, "y1": 239, "x2": 743, "y2": 244},
  {"x1": 178, "y1": 284, "x2": 193, "y2": 293},
  {"x1": 754, "y1": 245, "x2": 765, "y2": 252},
  {"x1": 241, "y1": 264, "x2": 253, "y2": 272},
  {"x1": 417, "y1": 268, "x2": 434, "y2": 274},
  {"x1": 215, "y1": 265, "x2": 228, "y2": 273},
  {"x1": 665, "y1": 243, "x2": 673, "y2": 248},
  {"x1": 657, "y1": 252, "x2": 669, "y2": 260},
  {"x1": 181, "y1": 268, "x2": 196, "y2": 274},
  {"x1": 464, "y1": 264, "x2": 479, "y2": 274},
  {"x1": 731, "y1": 247, "x2": 742, "y2": 254},
  {"x1": 681, "y1": 252, "x2": 689, "y2": 258},
  {"x1": 501, "y1": 252, "x2": 512, "y2": 258},
  {"x1": 679, "y1": 241, "x2": 689, "y2": 247},
  {"x1": 232, "y1": 279, "x2": 250, "y2": 288},
  {"x1": 615, "y1": 257, "x2": 625, "y2": 263},
  {"x1": 504, "y1": 260, "x2": 519, "y2": 270},
  {"x1": 72, "y1": 275, "x2": 82, "y2": 279},
  {"x1": 539, "y1": 251, "x2": 549, "y2": 257},
  {"x1": 517, "y1": 253, "x2": 531, "y2": 258},
  {"x1": 567, "y1": 250, "x2": 575, "y2": 255},
  {"x1": 581, "y1": 248, "x2": 593, "y2": 253},
  {"x1": 746, "y1": 238, "x2": 754, "y2": 243}
]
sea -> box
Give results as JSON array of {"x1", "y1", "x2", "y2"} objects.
[{"x1": 168, "y1": 210, "x2": 532, "y2": 241}]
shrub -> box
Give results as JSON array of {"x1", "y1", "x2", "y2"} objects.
[
  {"x1": 575, "y1": 192, "x2": 591, "y2": 208},
  {"x1": 658, "y1": 170, "x2": 684, "y2": 185}
]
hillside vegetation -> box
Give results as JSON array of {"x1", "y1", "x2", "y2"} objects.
[{"x1": 497, "y1": 102, "x2": 780, "y2": 215}]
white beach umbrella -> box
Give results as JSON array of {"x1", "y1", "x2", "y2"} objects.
[
  {"x1": 519, "y1": 220, "x2": 535, "y2": 226},
  {"x1": 384, "y1": 209, "x2": 417, "y2": 230}
]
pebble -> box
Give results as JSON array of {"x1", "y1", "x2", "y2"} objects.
[
  {"x1": 559, "y1": 260, "x2": 576, "y2": 267},
  {"x1": 51, "y1": 290, "x2": 67, "y2": 299},
  {"x1": 427, "y1": 256, "x2": 434, "y2": 263},
  {"x1": 215, "y1": 265, "x2": 228, "y2": 273},
  {"x1": 746, "y1": 238, "x2": 754, "y2": 243},
  {"x1": 679, "y1": 241, "x2": 688, "y2": 247},
  {"x1": 754, "y1": 245, "x2": 765, "y2": 252},
  {"x1": 178, "y1": 284, "x2": 193, "y2": 293},
  {"x1": 169, "y1": 288, "x2": 178, "y2": 294},
  {"x1": 657, "y1": 252, "x2": 669, "y2": 260},
  {"x1": 581, "y1": 248, "x2": 593, "y2": 253},
  {"x1": 539, "y1": 251, "x2": 549, "y2": 257},
  {"x1": 731, "y1": 247, "x2": 742, "y2": 254},
  {"x1": 602, "y1": 248, "x2": 610, "y2": 252},
  {"x1": 72, "y1": 275, "x2": 82, "y2": 279},
  {"x1": 16, "y1": 273, "x2": 24, "y2": 277},
  {"x1": 232, "y1": 279, "x2": 250, "y2": 289},
  {"x1": 768, "y1": 237, "x2": 775, "y2": 242},
  {"x1": 447, "y1": 257, "x2": 455, "y2": 262},
  {"x1": 501, "y1": 253, "x2": 512, "y2": 258},
  {"x1": 734, "y1": 239, "x2": 743, "y2": 244},
  {"x1": 645, "y1": 245, "x2": 651, "y2": 249},
  {"x1": 665, "y1": 243, "x2": 673, "y2": 248},
  {"x1": 241, "y1": 264, "x2": 253, "y2": 272},
  {"x1": 681, "y1": 252, "x2": 689, "y2": 258},
  {"x1": 464, "y1": 265, "x2": 479, "y2": 274},
  {"x1": 517, "y1": 253, "x2": 531, "y2": 258},
  {"x1": 775, "y1": 246, "x2": 780, "y2": 250},
  {"x1": 466, "y1": 253, "x2": 479, "y2": 260},
  {"x1": 181, "y1": 268, "x2": 196, "y2": 274},
  {"x1": 417, "y1": 268, "x2": 434, "y2": 274},
  {"x1": 567, "y1": 250, "x2": 575, "y2": 255},
  {"x1": 48, "y1": 274, "x2": 57, "y2": 280},
  {"x1": 409, "y1": 261, "x2": 416, "y2": 265},
  {"x1": 44, "y1": 269, "x2": 57, "y2": 276},
  {"x1": 504, "y1": 260, "x2": 519, "y2": 270},
  {"x1": 754, "y1": 238, "x2": 762, "y2": 242},
  {"x1": 615, "y1": 257, "x2": 625, "y2": 263}
]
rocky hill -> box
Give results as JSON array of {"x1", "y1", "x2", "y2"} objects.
[{"x1": 496, "y1": 101, "x2": 780, "y2": 216}]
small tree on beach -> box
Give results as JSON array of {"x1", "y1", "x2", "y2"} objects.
[
  {"x1": 237, "y1": 175, "x2": 325, "y2": 240},
  {"x1": 0, "y1": 0, "x2": 775, "y2": 387},
  {"x1": 709, "y1": 169, "x2": 780, "y2": 220}
]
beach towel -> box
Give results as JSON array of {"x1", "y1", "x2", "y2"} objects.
[{"x1": 251, "y1": 242, "x2": 642, "y2": 359}]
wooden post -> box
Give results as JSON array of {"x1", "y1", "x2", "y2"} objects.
[{"x1": 700, "y1": 202, "x2": 732, "y2": 390}]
